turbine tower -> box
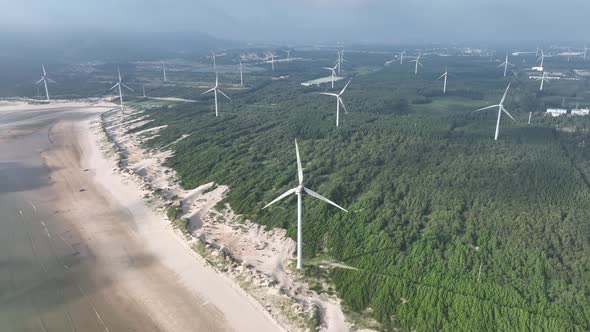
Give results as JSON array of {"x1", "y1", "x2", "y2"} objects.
[
  {"x1": 499, "y1": 54, "x2": 513, "y2": 77},
  {"x1": 410, "y1": 53, "x2": 423, "y2": 75},
  {"x1": 320, "y1": 80, "x2": 351, "y2": 127},
  {"x1": 109, "y1": 67, "x2": 134, "y2": 109},
  {"x1": 239, "y1": 60, "x2": 244, "y2": 87},
  {"x1": 162, "y1": 61, "x2": 167, "y2": 83},
  {"x1": 472, "y1": 83, "x2": 517, "y2": 141},
  {"x1": 438, "y1": 67, "x2": 449, "y2": 94},
  {"x1": 202, "y1": 73, "x2": 231, "y2": 117},
  {"x1": 262, "y1": 140, "x2": 347, "y2": 270},
  {"x1": 35, "y1": 64, "x2": 56, "y2": 102},
  {"x1": 322, "y1": 63, "x2": 338, "y2": 88},
  {"x1": 584, "y1": 46, "x2": 588, "y2": 61}
]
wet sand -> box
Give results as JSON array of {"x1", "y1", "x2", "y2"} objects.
[{"x1": 0, "y1": 102, "x2": 278, "y2": 331}]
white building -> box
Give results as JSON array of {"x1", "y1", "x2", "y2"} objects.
[
  {"x1": 571, "y1": 108, "x2": 590, "y2": 116},
  {"x1": 546, "y1": 108, "x2": 567, "y2": 117}
]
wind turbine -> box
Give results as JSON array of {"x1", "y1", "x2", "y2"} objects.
[
  {"x1": 284, "y1": 49, "x2": 292, "y2": 63},
  {"x1": 142, "y1": 84, "x2": 146, "y2": 97},
  {"x1": 537, "y1": 50, "x2": 550, "y2": 69},
  {"x1": 584, "y1": 46, "x2": 588, "y2": 61},
  {"x1": 202, "y1": 73, "x2": 231, "y2": 117},
  {"x1": 535, "y1": 71, "x2": 550, "y2": 91},
  {"x1": 322, "y1": 63, "x2": 338, "y2": 88},
  {"x1": 239, "y1": 60, "x2": 244, "y2": 87},
  {"x1": 438, "y1": 67, "x2": 450, "y2": 94},
  {"x1": 320, "y1": 80, "x2": 351, "y2": 127},
  {"x1": 35, "y1": 64, "x2": 56, "y2": 102},
  {"x1": 266, "y1": 52, "x2": 277, "y2": 71},
  {"x1": 399, "y1": 50, "x2": 407, "y2": 64},
  {"x1": 499, "y1": 54, "x2": 513, "y2": 77},
  {"x1": 472, "y1": 83, "x2": 517, "y2": 141},
  {"x1": 109, "y1": 67, "x2": 134, "y2": 109},
  {"x1": 262, "y1": 140, "x2": 347, "y2": 270},
  {"x1": 410, "y1": 53, "x2": 423, "y2": 75},
  {"x1": 211, "y1": 51, "x2": 217, "y2": 71},
  {"x1": 162, "y1": 61, "x2": 167, "y2": 82},
  {"x1": 336, "y1": 50, "x2": 346, "y2": 74}
]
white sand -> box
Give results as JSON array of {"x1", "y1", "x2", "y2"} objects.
[{"x1": 83, "y1": 118, "x2": 283, "y2": 332}]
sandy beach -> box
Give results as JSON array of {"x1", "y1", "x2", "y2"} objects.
[{"x1": 0, "y1": 101, "x2": 280, "y2": 332}]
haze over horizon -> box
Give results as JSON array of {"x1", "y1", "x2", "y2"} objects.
[{"x1": 2, "y1": 0, "x2": 589, "y2": 44}]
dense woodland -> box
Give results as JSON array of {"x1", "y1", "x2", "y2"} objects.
[{"x1": 121, "y1": 49, "x2": 590, "y2": 330}]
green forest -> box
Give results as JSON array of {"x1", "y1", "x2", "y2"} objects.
[{"x1": 124, "y1": 49, "x2": 590, "y2": 331}]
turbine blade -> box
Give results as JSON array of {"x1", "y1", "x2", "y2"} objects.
[
  {"x1": 35, "y1": 78, "x2": 44, "y2": 85},
  {"x1": 339, "y1": 98, "x2": 348, "y2": 113},
  {"x1": 437, "y1": 73, "x2": 445, "y2": 80},
  {"x1": 262, "y1": 188, "x2": 297, "y2": 210},
  {"x1": 319, "y1": 93, "x2": 339, "y2": 97},
  {"x1": 502, "y1": 106, "x2": 517, "y2": 123},
  {"x1": 202, "y1": 87, "x2": 215, "y2": 95},
  {"x1": 109, "y1": 83, "x2": 120, "y2": 91},
  {"x1": 218, "y1": 89, "x2": 232, "y2": 101},
  {"x1": 122, "y1": 83, "x2": 134, "y2": 92},
  {"x1": 500, "y1": 83, "x2": 511, "y2": 104},
  {"x1": 295, "y1": 140, "x2": 303, "y2": 185},
  {"x1": 339, "y1": 79, "x2": 352, "y2": 95},
  {"x1": 47, "y1": 78, "x2": 57, "y2": 84},
  {"x1": 303, "y1": 188, "x2": 348, "y2": 212},
  {"x1": 473, "y1": 104, "x2": 499, "y2": 113}
]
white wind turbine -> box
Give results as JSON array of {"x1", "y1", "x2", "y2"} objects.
[
  {"x1": 162, "y1": 61, "x2": 167, "y2": 82},
  {"x1": 202, "y1": 73, "x2": 231, "y2": 117},
  {"x1": 284, "y1": 49, "x2": 292, "y2": 63},
  {"x1": 320, "y1": 80, "x2": 351, "y2": 127},
  {"x1": 35, "y1": 64, "x2": 56, "y2": 102},
  {"x1": 265, "y1": 52, "x2": 278, "y2": 71},
  {"x1": 535, "y1": 71, "x2": 550, "y2": 91},
  {"x1": 239, "y1": 60, "x2": 244, "y2": 87},
  {"x1": 336, "y1": 50, "x2": 345, "y2": 74},
  {"x1": 499, "y1": 54, "x2": 514, "y2": 77},
  {"x1": 211, "y1": 51, "x2": 217, "y2": 71},
  {"x1": 322, "y1": 63, "x2": 338, "y2": 88},
  {"x1": 537, "y1": 50, "x2": 551, "y2": 69},
  {"x1": 410, "y1": 53, "x2": 423, "y2": 75},
  {"x1": 109, "y1": 67, "x2": 134, "y2": 109},
  {"x1": 262, "y1": 140, "x2": 347, "y2": 270},
  {"x1": 473, "y1": 83, "x2": 517, "y2": 141},
  {"x1": 399, "y1": 50, "x2": 407, "y2": 64},
  {"x1": 438, "y1": 67, "x2": 450, "y2": 94},
  {"x1": 584, "y1": 46, "x2": 588, "y2": 61}
]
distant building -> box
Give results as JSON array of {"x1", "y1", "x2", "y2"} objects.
[
  {"x1": 546, "y1": 108, "x2": 567, "y2": 117},
  {"x1": 571, "y1": 108, "x2": 590, "y2": 116}
]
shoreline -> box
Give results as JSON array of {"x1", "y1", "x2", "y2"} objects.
[{"x1": 80, "y1": 112, "x2": 285, "y2": 331}]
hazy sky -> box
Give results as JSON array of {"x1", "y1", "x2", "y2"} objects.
[{"x1": 3, "y1": 0, "x2": 589, "y2": 44}]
